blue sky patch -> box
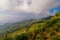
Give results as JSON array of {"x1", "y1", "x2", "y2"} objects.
[{"x1": 50, "y1": 6, "x2": 60, "y2": 15}]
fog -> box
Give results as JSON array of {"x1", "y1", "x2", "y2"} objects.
[{"x1": 0, "y1": 0, "x2": 60, "y2": 26}]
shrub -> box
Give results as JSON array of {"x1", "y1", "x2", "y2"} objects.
[
  {"x1": 15, "y1": 33, "x2": 28, "y2": 40},
  {"x1": 3, "y1": 35, "x2": 13, "y2": 40}
]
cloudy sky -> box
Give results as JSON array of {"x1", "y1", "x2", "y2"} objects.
[{"x1": 0, "y1": 0, "x2": 60, "y2": 25}]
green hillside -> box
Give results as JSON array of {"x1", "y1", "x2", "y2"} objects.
[{"x1": 0, "y1": 12, "x2": 60, "y2": 40}]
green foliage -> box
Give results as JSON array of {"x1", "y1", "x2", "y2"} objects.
[
  {"x1": 36, "y1": 33, "x2": 44, "y2": 40},
  {"x1": 51, "y1": 35, "x2": 60, "y2": 40},
  {"x1": 0, "y1": 12, "x2": 60, "y2": 40},
  {"x1": 3, "y1": 35, "x2": 13, "y2": 40},
  {"x1": 15, "y1": 33, "x2": 28, "y2": 40}
]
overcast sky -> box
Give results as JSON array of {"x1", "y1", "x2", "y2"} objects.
[{"x1": 0, "y1": 0, "x2": 60, "y2": 25}]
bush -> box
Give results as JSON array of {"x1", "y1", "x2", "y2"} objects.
[
  {"x1": 3, "y1": 35, "x2": 13, "y2": 40},
  {"x1": 15, "y1": 33, "x2": 28, "y2": 40},
  {"x1": 51, "y1": 35, "x2": 59, "y2": 40},
  {"x1": 36, "y1": 33, "x2": 44, "y2": 40}
]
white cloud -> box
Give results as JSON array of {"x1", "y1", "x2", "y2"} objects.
[
  {"x1": 0, "y1": 14, "x2": 22, "y2": 23},
  {"x1": 0, "y1": 0, "x2": 60, "y2": 24},
  {"x1": 11, "y1": 0, "x2": 60, "y2": 14},
  {"x1": 0, "y1": 0, "x2": 10, "y2": 10},
  {"x1": 0, "y1": 0, "x2": 60, "y2": 17},
  {"x1": 0, "y1": 0, "x2": 60, "y2": 14}
]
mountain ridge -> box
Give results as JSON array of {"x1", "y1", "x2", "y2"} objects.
[{"x1": 0, "y1": 12, "x2": 60, "y2": 40}]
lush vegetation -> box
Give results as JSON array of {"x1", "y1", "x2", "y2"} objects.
[{"x1": 0, "y1": 12, "x2": 60, "y2": 40}]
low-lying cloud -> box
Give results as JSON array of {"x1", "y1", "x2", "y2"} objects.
[{"x1": 0, "y1": 0, "x2": 60, "y2": 25}]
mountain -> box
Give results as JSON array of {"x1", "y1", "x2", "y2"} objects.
[
  {"x1": 0, "y1": 12, "x2": 60, "y2": 40},
  {"x1": 0, "y1": 18, "x2": 40, "y2": 36}
]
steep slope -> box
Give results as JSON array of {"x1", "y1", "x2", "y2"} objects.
[{"x1": 0, "y1": 12, "x2": 60, "y2": 40}]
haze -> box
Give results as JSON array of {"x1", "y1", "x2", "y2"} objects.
[{"x1": 0, "y1": 0, "x2": 60, "y2": 25}]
